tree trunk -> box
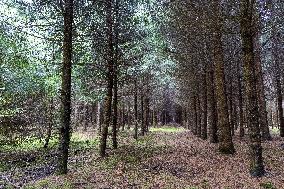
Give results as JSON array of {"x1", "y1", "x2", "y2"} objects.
[
  {"x1": 255, "y1": 50, "x2": 272, "y2": 140},
  {"x1": 122, "y1": 103, "x2": 125, "y2": 131},
  {"x1": 127, "y1": 102, "x2": 131, "y2": 129},
  {"x1": 207, "y1": 62, "x2": 218, "y2": 143},
  {"x1": 100, "y1": 0, "x2": 114, "y2": 157},
  {"x1": 192, "y1": 95, "x2": 197, "y2": 135},
  {"x1": 97, "y1": 101, "x2": 101, "y2": 133},
  {"x1": 212, "y1": 0, "x2": 235, "y2": 154},
  {"x1": 112, "y1": 0, "x2": 119, "y2": 149},
  {"x1": 134, "y1": 80, "x2": 138, "y2": 139},
  {"x1": 58, "y1": 0, "x2": 74, "y2": 174},
  {"x1": 145, "y1": 97, "x2": 150, "y2": 133},
  {"x1": 273, "y1": 34, "x2": 284, "y2": 137},
  {"x1": 141, "y1": 94, "x2": 145, "y2": 136},
  {"x1": 255, "y1": 33, "x2": 271, "y2": 141},
  {"x1": 275, "y1": 68, "x2": 284, "y2": 137},
  {"x1": 44, "y1": 98, "x2": 54, "y2": 149},
  {"x1": 112, "y1": 70, "x2": 118, "y2": 149},
  {"x1": 201, "y1": 64, "x2": 208, "y2": 140},
  {"x1": 196, "y1": 92, "x2": 201, "y2": 137},
  {"x1": 238, "y1": 63, "x2": 245, "y2": 138},
  {"x1": 228, "y1": 76, "x2": 234, "y2": 136},
  {"x1": 240, "y1": 0, "x2": 265, "y2": 177}
]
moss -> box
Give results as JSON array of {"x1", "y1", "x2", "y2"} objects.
[
  {"x1": 260, "y1": 182, "x2": 277, "y2": 189},
  {"x1": 201, "y1": 179, "x2": 210, "y2": 189},
  {"x1": 150, "y1": 126, "x2": 185, "y2": 133},
  {"x1": 24, "y1": 179, "x2": 73, "y2": 189}
]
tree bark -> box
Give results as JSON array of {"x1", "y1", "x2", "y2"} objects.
[
  {"x1": 100, "y1": 0, "x2": 114, "y2": 157},
  {"x1": 58, "y1": 0, "x2": 74, "y2": 174},
  {"x1": 112, "y1": 70, "x2": 118, "y2": 149},
  {"x1": 141, "y1": 94, "x2": 145, "y2": 136},
  {"x1": 237, "y1": 63, "x2": 245, "y2": 138},
  {"x1": 145, "y1": 97, "x2": 150, "y2": 133},
  {"x1": 207, "y1": 62, "x2": 218, "y2": 143},
  {"x1": 112, "y1": 0, "x2": 119, "y2": 149},
  {"x1": 201, "y1": 64, "x2": 208, "y2": 140},
  {"x1": 97, "y1": 101, "x2": 102, "y2": 133},
  {"x1": 44, "y1": 98, "x2": 54, "y2": 149},
  {"x1": 196, "y1": 91, "x2": 201, "y2": 137},
  {"x1": 193, "y1": 95, "x2": 198, "y2": 135},
  {"x1": 254, "y1": 29, "x2": 271, "y2": 140},
  {"x1": 275, "y1": 66, "x2": 284, "y2": 137},
  {"x1": 134, "y1": 80, "x2": 138, "y2": 139},
  {"x1": 240, "y1": 0, "x2": 265, "y2": 177},
  {"x1": 273, "y1": 34, "x2": 284, "y2": 137},
  {"x1": 228, "y1": 75, "x2": 234, "y2": 136},
  {"x1": 212, "y1": 1, "x2": 235, "y2": 154}
]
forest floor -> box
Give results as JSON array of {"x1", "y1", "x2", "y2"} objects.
[{"x1": 1, "y1": 126, "x2": 284, "y2": 189}]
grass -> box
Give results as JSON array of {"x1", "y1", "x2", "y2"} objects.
[
  {"x1": 150, "y1": 126, "x2": 185, "y2": 133},
  {"x1": 98, "y1": 134, "x2": 167, "y2": 170},
  {"x1": 3, "y1": 126, "x2": 179, "y2": 188},
  {"x1": 0, "y1": 131, "x2": 100, "y2": 173},
  {"x1": 260, "y1": 182, "x2": 277, "y2": 189},
  {"x1": 270, "y1": 127, "x2": 280, "y2": 135},
  {"x1": 24, "y1": 178, "x2": 74, "y2": 189},
  {"x1": 0, "y1": 131, "x2": 99, "y2": 153}
]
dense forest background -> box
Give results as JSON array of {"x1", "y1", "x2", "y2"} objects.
[{"x1": 0, "y1": 0, "x2": 283, "y2": 188}]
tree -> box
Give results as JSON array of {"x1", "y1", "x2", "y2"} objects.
[
  {"x1": 58, "y1": 0, "x2": 74, "y2": 174},
  {"x1": 100, "y1": 0, "x2": 115, "y2": 157},
  {"x1": 211, "y1": 0, "x2": 235, "y2": 154},
  {"x1": 207, "y1": 61, "x2": 218, "y2": 143},
  {"x1": 240, "y1": 0, "x2": 265, "y2": 177}
]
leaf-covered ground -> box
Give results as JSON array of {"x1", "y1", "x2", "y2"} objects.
[{"x1": 1, "y1": 127, "x2": 284, "y2": 189}]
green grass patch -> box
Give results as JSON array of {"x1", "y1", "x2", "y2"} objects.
[
  {"x1": 98, "y1": 134, "x2": 168, "y2": 170},
  {"x1": 260, "y1": 182, "x2": 277, "y2": 189},
  {"x1": 270, "y1": 127, "x2": 280, "y2": 135},
  {"x1": 1, "y1": 131, "x2": 99, "y2": 153},
  {"x1": 70, "y1": 132, "x2": 99, "y2": 150},
  {"x1": 0, "y1": 136, "x2": 58, "y2": 152},
  {"x1": 150, "y1": 126, "x2": 185, "y2": 133},
  {"x1": 24, "y1": 178, "x2": 74, "y2": 189}
]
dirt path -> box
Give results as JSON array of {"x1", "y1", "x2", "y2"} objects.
[{"x1": 19, "y1": 129, "x2": 284, "y2": 188}]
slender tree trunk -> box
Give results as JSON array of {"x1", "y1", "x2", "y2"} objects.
[
  {"x1": 134, "y1": 80, "x2": 138, "y2": 139},
  {"x1": 127, "y1": 102, "x2": 131, "y2": 129},
  {"x1": 255, "y1": 33, "x2": 271, "y2": 140},
  {"x1": 269, "y1": 109, "x2": 273, "y2": 129},
  {"x1": 275, "y1": 68, "x2": 284, "y2": 137},
  {"x1": 122, "y1": 103, "x2": 125, "y2": 131},
  {"x1": 112, "y1": 71, "x2": 118, "y2": 149},
  {"x1": 145, "y1": 97, "x2": 150, "y2": 133},
  {"x1": 238, "y1": 63, "x2": 245, "y2": 138},
  {"x1": 212, "y1": 0, "x2": 235, "y2": 154},
  {"x1": 112, "y1": 0, "x2": 119, "y2": 149},
  {"x1": 100, "y1": 0, "x2": 114, "y2": 157},
  {"x1": 58, "y1": 0, "x2": 74, "y2": 174},
  {"x1": 228, "y1": 76, "x2": 234, "y2": 136},
  {"x1": 84, "y1": 105, "x2": 88, "y2": 131},
  {"x1": 44, "y1": 98, "x2": 54, "y2": 149},
  {"x1": 97, "y1": 101, "x2": 101, "y2": 132},
  {"x1": 141, "y1": 94, "x2": 145, "y2": 136},
  {"x1": 232, "y1": 101, "x2": 237, "y2": 132},
  {"x1": 240, "y1": 0, "x2": 265, "y2": 177},
  {"x1": 196, "y1": 92, "x2": 201, "y2": 137},
  {"x1": 208, "y1": 62, "x2": 218, "y2": 143},
  {"x1": 273, "y1": 36, "x2": 284, "y2": 137},
  {"x1": 201, "y1": 64, "x2": 208, "y2": 140},
  {"x1": 193, "y1": 95, "x2": 198, "y2": 135}
]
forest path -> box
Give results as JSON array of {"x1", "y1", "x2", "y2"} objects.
[{"x1": 26, "y1": 127, "x2": 284, "y2": 189}]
